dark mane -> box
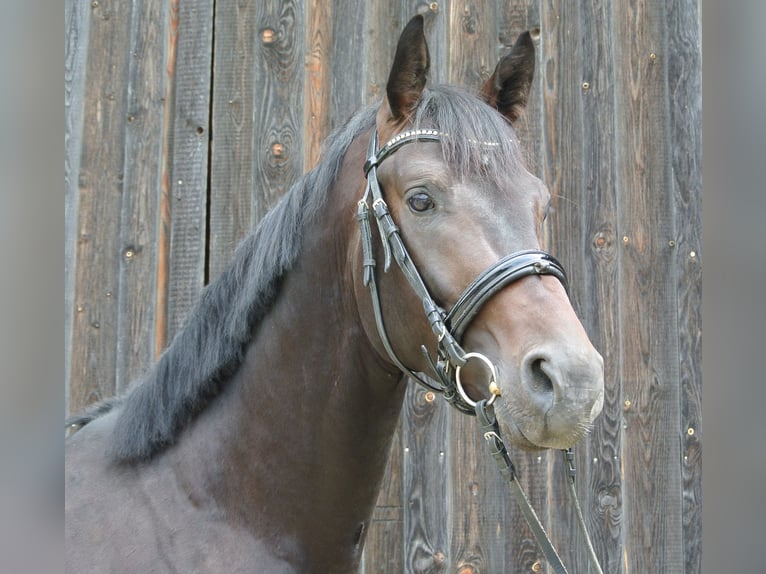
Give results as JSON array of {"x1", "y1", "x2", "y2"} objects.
[{"x1": 100, "y1": 85, "x2": 525, "y2": 462}]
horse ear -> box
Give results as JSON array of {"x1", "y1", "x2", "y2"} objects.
[
  {"x1": 481, "y1": 31, "x2": 535, "y2": 123},
  {"x1": 384, "y1": 15, "x2": 430, "y2": 122}
]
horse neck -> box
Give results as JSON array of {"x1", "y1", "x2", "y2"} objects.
[{"x1": 171, "y1": 148, "x2": 407, "y2": 563}]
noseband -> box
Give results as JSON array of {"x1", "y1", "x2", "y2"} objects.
[{"x1": 357, "y1": 129, "x2": 569, "y2": 414}]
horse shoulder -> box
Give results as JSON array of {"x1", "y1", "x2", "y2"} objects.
[{"x1": 66, "y1": 412, "x2": 304, "y2": 572}]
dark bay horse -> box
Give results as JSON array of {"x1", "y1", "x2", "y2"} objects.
[{"x1": 66, "y1": 16, "x2": 604, "y2": 573}]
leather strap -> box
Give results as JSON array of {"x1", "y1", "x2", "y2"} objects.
[
  {"x1": 446, "y1": 250, "x2": 568, "y2": 340},
  {"x1": 477, "y1": 400, "x2": 605, "y2": 574},
  {"x1": 476, "y1": 400, "x2": 569, "y2": 573}
]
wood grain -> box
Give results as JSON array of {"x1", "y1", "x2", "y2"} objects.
[
  {"x1": 613, "y1": 1, "x2": 684, "y2": 571},
  {"x1": 540, "y1": 2, "x2": 589, "y2": 571},
  {"x1": 115, "y1": 0, "x2": 169, "y2": 392},
  {"x1": 576, "y1": 1, "x2": 625, "y2": 572},
  {"x1": 208, "y1": 0, "x2": 259, "y2": 281},
  {"x1": 328, "y1": 0, "x2": 367, "y2": 124},
  {"x1": 65, "y1": 2, "x2": 702, "y2": 570},
  {"x1": 165, "y1": 0, "x2": 214, "y2": 339},
  {"x1": 64, "y1": 0, "x2": 90, "y2": 414},
  {"x1": 304, "y1": 0, "x2": 332, "y2": 169},
  {"x1": 68, "y1": 0, "x2": 133, "y2": 414},
  {"x1": 666, "y1": 1, "x2": 702, "y2": 572},
  {"x1": 402, "y1": 388, "x2": 449, "y2": 574}
]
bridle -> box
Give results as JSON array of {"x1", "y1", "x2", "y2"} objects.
[
  {"x1": 357, "y1": 128, "x2": 604, "y2": 574},
  {"x1": 358, "y1": 128, "x2": 569, "y2": 414}
]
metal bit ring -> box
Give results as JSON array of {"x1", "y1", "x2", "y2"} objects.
[{"x1": 454, "y1": 352, "x2": 501, "y2": 408}]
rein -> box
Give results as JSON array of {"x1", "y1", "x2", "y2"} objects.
[{"x1": 357, "y1": 128, "x2": 604, "y2": 573}]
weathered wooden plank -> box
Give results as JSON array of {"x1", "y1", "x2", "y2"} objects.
[
  {"x1": 249, "y1": 0, "x2": 306, "y2": 227},
  {"x1": 402, "y1": 389, "x2": 450, "y2": 573},
  {"x1": 153, "y1": 0, "x2": 179, "y2": 357},
  {"x1": 538, "y1": 2, "x2": 589, "y2": 572},
  {"x1": 415, "y1": 1, "x2": 447, "y2": 85},
  {"x1": 165, "y1": 0, "x2": 214, "y2": 339},
  {"x1": 69, "y1": 0, "x2": 133, "y2": 414},
  {"x1": 114, "y1": 0, "x2": 170, "y2": 392},
  {"x1": 208, "y1": 0, "x2": 258, "y2": 281},
  {"x1": 65, "y1": 0, "x2": 91, "y2": 414},
  {"x1": 329, "y1": 0, "x2": 367, "y2": 124},
  {"x1": 576, "y1": 0, "x2": 625, "y2": 572},
  {"x1": 363, "y1": 0, "x2": 401, "y2": 106},
  {"x1": 613, "y1": 0, "x2": 684, "y2": 570},
  {"x1": 303, "y1": 0, "x2": 332, "y2": 169},
  {"x1": 666, "y1": 1, "x2": 702, "y2": 572},
  {"x1": 363, "y1": 425, "x2": 405, "y2": 574}
]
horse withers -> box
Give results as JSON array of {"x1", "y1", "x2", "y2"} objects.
[{"x1": 66, "y1": 15, "x2": 603, "y2": 573}]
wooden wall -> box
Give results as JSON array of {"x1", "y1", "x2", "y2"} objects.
[{"x1": 65, "y1": 1, "x2": 702, "y2": 572}]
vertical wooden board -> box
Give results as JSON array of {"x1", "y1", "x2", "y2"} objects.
[
  {"x1": 612, "y1": 1, "x2": 683, "y2": 571},
  {"x1": 402, "y1": 389, "x2": 450, "y2": 573},
  {"x1": 576, "y1": 0, "x2": 625, "y2": 571},
  {"x1": 446, "y1": 0, "x2": 495, "y2": 89},
  {"x1": 153, "y1": 0, "x2": 179, "y2": 357},
  {"x1": 665, "y1": 1, "x2": 702, "y2": 571},
  {"x1": 329, "y1": 0, "x2": 367, "y2": 125},
  {"x1": 540, "y1": 1, "x2": 592, "y2": 572},
  {"x1": 68, "y1": 0, "x2": 133, "y2": 414},
  {"x1": 65, "y1": 0, "x2": 91, "y2": 413},
  {"x1": 363, "y1": 0, "x2": 401, "y2": 105},
  {"x1": 115, "y1": 0, "x2": 170, "y2": 392},
  {"x1": 249, "y1": 0, "x2": 306, "y2": 228},
  {"x1": 364, "y1": 425, "x2": 405, "y2": 573},
  {"x1": 165, "y1": 0, "x2": 214, "y2": 340},
  {"x1": 303, "y1": 0, "x2": 333, "y2": 169},
  {"x1": 208, "y1": 0, "x2": 258, "y2": 281},
  {"x1": 412, "y1": 1, "x2": 447, "y2": 85}
]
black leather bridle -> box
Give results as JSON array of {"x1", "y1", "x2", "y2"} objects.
[
  {"x1": 357, "y1": 128, "x2": 604, "y2": 574},
  {"x1": 358, "y1": 128, "x2": 569, "y2": 414}
]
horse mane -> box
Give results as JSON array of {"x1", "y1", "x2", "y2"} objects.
[{"x1": 98, "y1": 85, "x2": 525, "y2": 462}]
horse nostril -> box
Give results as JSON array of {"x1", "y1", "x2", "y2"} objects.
[{"x1": 528, "y1": 358, "x2": 554, "y2": 395}]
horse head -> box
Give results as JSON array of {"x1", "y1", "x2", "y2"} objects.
[{"x1": 356, "y1": 15, "x2": 604, "y2": 450}]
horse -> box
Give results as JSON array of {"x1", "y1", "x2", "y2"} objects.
[{"x1": 65, "y1": 15, "x2": 604, "y2": 573}]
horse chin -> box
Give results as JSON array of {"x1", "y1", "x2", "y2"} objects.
[{"x1": 493, "y1": 401, "x2": 592, "y2": 452}]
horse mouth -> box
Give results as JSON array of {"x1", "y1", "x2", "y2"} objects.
[
  {"x1": 494, "y1": 401, "x2": 592, "y2": 451},
  {"x1": 495, "y1": 408, "x2": 545, "y2": 451}
]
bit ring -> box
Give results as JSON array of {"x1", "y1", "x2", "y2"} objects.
[{"x1": 454, "y1": 352, "x2": 501, "y2": 408}]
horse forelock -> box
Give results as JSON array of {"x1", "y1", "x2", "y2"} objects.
[
  {"x1": 412, "y1": 85, "x2": 527, "y2": 185},
  {"x1": 105, "y1": 85, "x2": 524, "y2": 463}
]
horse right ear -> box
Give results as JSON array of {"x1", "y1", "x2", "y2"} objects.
[
  {"x1": 383, "y1": 15, "x2": 430, "y2": 124},
  {"x1": 481, "y1": 31, "x2": 535, "y2": 123}
]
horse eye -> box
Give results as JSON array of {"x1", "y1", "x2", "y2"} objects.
[{"x1": 407, "y1": 192, "x2": 435, "y2": 213}]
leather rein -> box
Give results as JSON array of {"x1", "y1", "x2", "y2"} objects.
[{"x1": 357, "y1": 128, "x2": 604, "y2": 574}]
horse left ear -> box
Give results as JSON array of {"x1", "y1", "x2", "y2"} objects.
[
  {"x1": 481, "y1": 31, "x2": 535, "y2": 123},
  {"x1": 384, "y1": 15, "x2": 430, "y2": 123}
]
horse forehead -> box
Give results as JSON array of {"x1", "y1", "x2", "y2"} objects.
[{"x1": 382, "y1": 144, "x2": 540, "y2": 193}]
